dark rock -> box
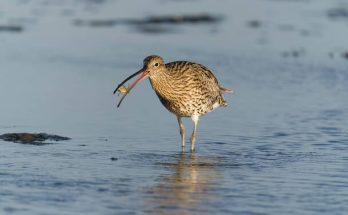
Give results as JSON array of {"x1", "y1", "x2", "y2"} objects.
[
  {"x1": 327, "y1": 8, "x2": 348, "y2": 20},
  {"x1": 142, "y1": 14, "x2": 222, "y2": 24},
  {"x1": 0, "y1": 133, "x2": 71, "y2": 145},
  {"x1": 247, "y1": 20, "x2": 262, "y2": 28},
  {"x1": 0, "y1": 25, "x2": 24, "y2": 33},
  {"x1": 73, "y1": 13, "x2": 223, "y2": 28},
  {"x1": 342, "y1": 52, "x2": 348, "y2": 59}
]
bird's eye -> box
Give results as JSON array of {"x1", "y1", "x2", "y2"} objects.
[{"x1": 154, "y1": 63, "x2": 159, "y2": 67}]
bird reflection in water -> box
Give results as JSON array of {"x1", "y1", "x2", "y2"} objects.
[{"x1": 144, "y1": 152, "x2": 222, "y2": 214}]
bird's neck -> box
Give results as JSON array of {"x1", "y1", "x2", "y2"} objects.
[{"x1": 148, "y1": 69, "x2": 174, "y2": 99}]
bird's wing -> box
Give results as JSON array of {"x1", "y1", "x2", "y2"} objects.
[{"x1": 166, "y1": 61, "x2": 224, "y2": 94}]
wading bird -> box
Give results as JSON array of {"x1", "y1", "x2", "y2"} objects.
[{"x1": 114, "y1": 55, "x2": 232, "y2": 152}]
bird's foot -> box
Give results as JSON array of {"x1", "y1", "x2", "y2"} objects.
[{"x1": 190, "y1": 146, "x2": 196, "y2": 153}]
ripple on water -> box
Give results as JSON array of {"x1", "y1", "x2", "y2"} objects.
[
  {"x1": 320, "y1": 109, "x2": 345, "y2": 121},
  {"x1": 317, "y1": 126, "x2": 342, "y2": 136}
]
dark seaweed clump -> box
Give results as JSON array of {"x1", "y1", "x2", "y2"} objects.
[
  {"x1": 247, "y1": 20, "x2": 262, "y2": 28},
  {"x1": 73, "y1": 13, "x2": 223, "y2": 28},
  {"x1": 327, "y1": 8, "x2": 348, "y2": 20},
  {"x1": 342, "y1": 52, "x2": 348, "y2": 60},
  {"x1": 0, "y1": 133, "x2": 71, "y2": 145},
  {"x1": 73, "y1": 14, "x2": 223, "y2": 34},
  {"x1": 0, "y1": 25, "x2": 24, "y2": 33}
]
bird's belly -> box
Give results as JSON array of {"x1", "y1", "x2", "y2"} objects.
[{"x1": 156, "y1": 94, "x2": 217, "y2": 117}]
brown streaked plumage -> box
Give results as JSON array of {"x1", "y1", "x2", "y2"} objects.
[{"x1": 114, "y1": 55, "x2": 232, "y2": 152}]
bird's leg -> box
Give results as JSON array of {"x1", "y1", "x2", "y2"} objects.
[
  {"x1": 177, "y1": 116, "x2": 186, "y2": 149},
  {"x1": 190, "y1": 115, "x2": 199, "y2": 152}
]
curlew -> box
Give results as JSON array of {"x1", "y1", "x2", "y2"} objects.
[{"x1": 114, "y1": 55, "x2": 232, "y2": 152}]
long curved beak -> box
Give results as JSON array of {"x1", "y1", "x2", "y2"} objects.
[{"x1": 113, "y1": 68, "x2": 150, "y2": 108}]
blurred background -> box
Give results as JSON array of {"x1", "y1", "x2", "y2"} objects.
[
  {"x1": 1, "y1": 0, "x2": 348, "y2": 214},
  {"x1": 1, "y1": 0, "x2": 348, "y2": 134}
]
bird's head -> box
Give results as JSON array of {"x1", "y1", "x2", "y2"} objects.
[
  {"x1": 143, "y1": 55, "x2": 165, "y2": 77},
  {"x1": 113, "y1": 55, "x2": 165, "y2": 108}
]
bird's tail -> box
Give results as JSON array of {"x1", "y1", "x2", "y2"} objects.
[
  {"x1": 219, "y1": 86, "x2": 233, "y2": 107},
  {"x1": 220, "y1": 86, "x2": 234, "y2": 94}
]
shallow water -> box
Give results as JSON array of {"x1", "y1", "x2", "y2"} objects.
[{"x1": 1, "y1": 0, "x2": 348, "y2": 214}]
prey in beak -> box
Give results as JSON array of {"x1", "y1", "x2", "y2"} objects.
[{"x1": 113, "y1": 68, "x2": 150, "y2": 108}]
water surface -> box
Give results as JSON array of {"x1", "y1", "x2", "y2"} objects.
[{"x1": 1, "y1": 0, "x2": 348, "y2": 214}]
